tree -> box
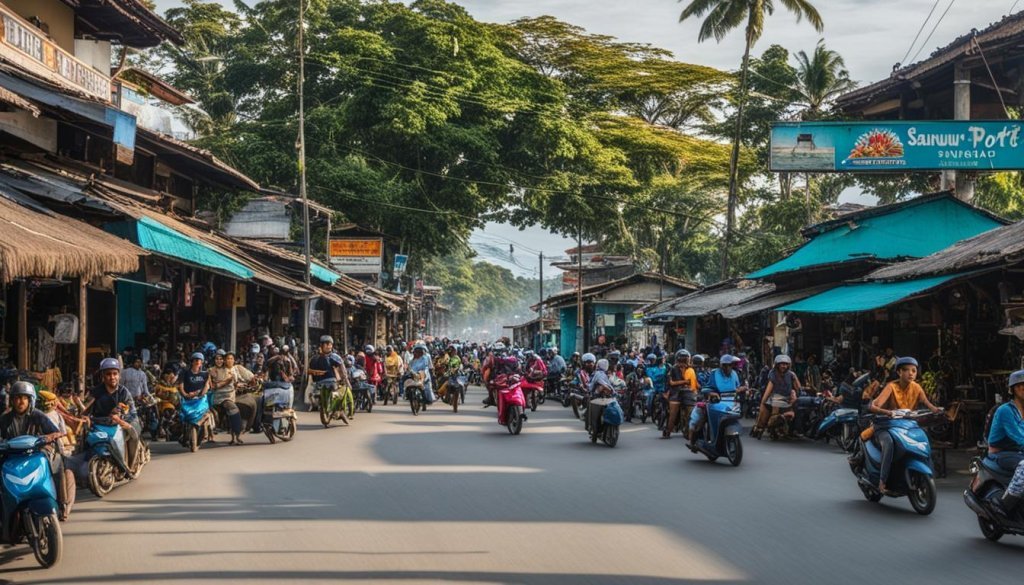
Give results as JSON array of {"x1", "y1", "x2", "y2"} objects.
[
  {"x1": 679, "y1": 0, "x2": 823, "y2": 277},
  {"x1": 792, "y1": 39, "x2": 856, "y2": 118}
]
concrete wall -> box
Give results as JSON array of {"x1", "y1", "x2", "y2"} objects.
[
  {"x1": 5, "y1": 0, "x2": 75, "y2": 53},
  {"x1": 73, "y1": 39, "x2": 111, "y2": 75}
]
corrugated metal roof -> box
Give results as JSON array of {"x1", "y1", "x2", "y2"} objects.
[
  {"x1": 717, "y1": 285, "x2": 834, "y2": 319},
  {"x1": 643, "y1": 281, "x2": 774, "y2": 320},
  {"x1": 868, "y1": 221, "x2": 1017, "y2": 281}
]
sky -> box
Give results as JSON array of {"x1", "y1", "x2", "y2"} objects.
[{"x1": 152, "y1": 0, "x2": 1021, "y2": 276}]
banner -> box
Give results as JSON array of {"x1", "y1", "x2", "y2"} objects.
[
  {"x1": 328, "y1": 238, "x2": 383, "y2": 275},
  {"x1": 393, "y1": 254, "x2": 408, "y2": 275},
  {"x1": 770, "y1": 121, "x2": 1024, "y2": 172}
]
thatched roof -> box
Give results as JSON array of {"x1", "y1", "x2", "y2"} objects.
[
  {"x1": 0, "y1": 196, "x2": 143, "y2": 283},
  {"x1": 868, "y1": 221, "x2": 1016, "y2": 281}
]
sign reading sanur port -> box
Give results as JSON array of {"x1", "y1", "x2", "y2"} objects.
[{"x1": 770, "y1": 121, "x2": 1024, "y2": 172}]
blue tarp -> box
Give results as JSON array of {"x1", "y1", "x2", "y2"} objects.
[
  {"x1": 311, "y1": 263, "x2": 341, "y2": 284},
  {"x1": 107, "y1": 216, "x2": 254, "y2": 280},
  {"x1": 777, "y1": 273, "x2": 965, "y2": 314}
]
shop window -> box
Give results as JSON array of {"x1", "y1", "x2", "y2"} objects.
[
  {"x1": 57, "y1": 123, "x2": 108, "y2": 169},
  {"x1": 114, "y1": 150, "x2": 155, "y2": 189}
]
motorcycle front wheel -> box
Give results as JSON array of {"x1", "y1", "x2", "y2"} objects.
[
  {"x1": 603, "y1": 425, "x2": 619, "y2": 448},
  {"x1": 840, "y1": 422, "x2": 858, "y2": 453},
  {"x1": 87, "y1": 457, "x2": 116, "y2": 498},
  {"x1": 31, "y1": 513, "x2": 62, "y2": 568},
  {"x1": 410, "y1": 392, "x2": 421, "y2": 416},
  {"x1": 725, "y1": 436, "x2": 743, "y2": 467},
  {"x1": 507, "y1": 406, "x2": 523, "y2": 435},
  {"x1": 571, "y1": 397, "x2": 582, "y2": 420},
  {"x1": 907, "y1": 471, "x2": 936, "y2": 515},
  {"x1": 319, "y1": 390, "x2": 332, "y2": 427}
]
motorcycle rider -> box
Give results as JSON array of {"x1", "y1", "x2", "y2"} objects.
[
  {"x1": 692, "y1": 355, "x2": 711, "y2": 389},
  {"x1": 982, "y1": 370, "x2": 1024, "y2": 518},
  {"x1": 664, "y1": 350, "x2": 698, "y2": 439},
  {"x1": 754, "y1": 355, "x2": 801, "y2": 436},
  {"x1": 84, "y1": 357, "x2": 143, "y2": 460},
  {"x1": 868, "y1": 356, "x2": 941, "y2": 494},
  {"x1": 576, "y1": 353, "x2": 597, "y2": 390},
  {"x1": 408, "y1": 342, "x2": 435, "y2": 404},
  {"x1": 688, "y1": 354, "x2": 746, "y2": 446},
  {"x1": 0, "y1": 382, "x2": 69, "y2": 519},
  {"x1": 586, "y1": 359, "x2": 615, "y2": 433},
  {"x1": 308, "y1": 335, "x2": 349, "y2": 413},
  {"x1": 384, "y1": 345, "x2": 404, "y2": 396},
  {"x1": 364, "y1": 345, "x2": 384, "y2": 395},
  {"x1": 437, "y1": 345, "x2": 463, "y2": 400},
  {"x1": 523, "y1": 350, "x2": 547, "y2": 399}
]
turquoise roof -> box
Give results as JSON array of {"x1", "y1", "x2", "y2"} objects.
[
  {"x1": 312, "y1": 262, "x2": 341, "y2": 284},
  {"x1": 777, "y1": 273, "x2": 963, "y2": 314},
  {"x1": 747, "y1": 196, "x2": 1003, "y2": 279},
  {"x1": 109, "y1": 216, "x2": 255, "y2": 280}
]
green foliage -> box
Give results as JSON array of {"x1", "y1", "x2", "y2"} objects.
[{"x1": 975, "y1": 173, "x2": 1024, "y2": 221}]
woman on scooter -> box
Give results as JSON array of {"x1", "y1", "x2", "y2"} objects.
[
  {"x1": 587, "y1": 359, "x2": 614, "y2": 433},
  {"x1": 984, "y1": 370, "x2": 1024, "y2": 517},
  {"x1": 868, "y1": 356, "x2": 941, "y2": 494},
  {"x1": 754, "y1": 354, "x2": 801, "y2": 437}
]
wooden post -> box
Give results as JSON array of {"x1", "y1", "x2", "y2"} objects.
[
  {"x1": 78, "y1": 279, "x2": 87, "y2": 383},
  {"x1": 341, "y1": 303, "x2": 349, "y2": 354},
  {"x1": 953, "y1": 62, "x2": 974, "y2": 202},
  {"x1": 16, "y1": 281, "x2": 27, "y2": 370}
]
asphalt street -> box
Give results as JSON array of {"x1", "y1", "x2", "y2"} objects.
[{"x1": 0, "y1": 386, "x2": 1020, "y2": 585}]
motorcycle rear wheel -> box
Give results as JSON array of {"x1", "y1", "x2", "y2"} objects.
[
  {"x1": 907, "y1": 471, "x2": 936, "y2": 516},
  {"x1": 603, "y1": 426, "x2": 619, "y2": 448},
  {"x1": 978, "y1": 514, "x2": 1005, "y2": 541},
  {"x1": 725, "y1": 436, "x2": 743, "y2": 467},
  {"x1": 32, "y1": 513, "x2": 62, "y2": 568},
  {"x1": 87, "y1": 457, "x2": 116, "y2": 498},
  {"x1": 530, "y1": 391, "x2": 538, "y2": 412}
]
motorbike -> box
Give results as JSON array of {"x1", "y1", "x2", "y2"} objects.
[
  {"x1": 623, "y1": 380, "x2": 650, "y2": 423},
  {"x1": 849, "y1": 409, "x2": 939, "y2": 515},
  {"x1": 259, "y1": 382, "x2": 297, "y2": 443},
  {"x1": 404, "y1": 372, "x2": 427, "y2": 416},
  {"x1": 318, "y1": 382, "x2": 352, "y2": 426},
  {"x1": 179, "y1": 395, "x2": 215, "y2": 452},
  {"x1": 964, "y1": 454, "x2": 1024, "y2": 542},
  {"x1": 0, "y1": 436, "x2": 62, "y2": 567},
  {"x1": 381, "y1": 376, "x2": 400, "y2": 406},
  {"x1": 136, "y1": 392, "x2": 160, "y2": 441},
  {"x1": 522, "y1": 376, "x2": 544, "y2": 412},
  {"x1": 494, "y1": 374, "x2": 527, "y2": 435},
  {"x1": 791, "y1": 394, "x2": 826, "y2": 438},
  {"x1": 83, "y1": 414, "x2": 150, "y2": 497},
  {"x1": 586, "y1": 396, "x2": 623, "y2": 447},
  {"x1": 817, "y1": 404, "x2": 861, "y2": 452},
  {"x1": 688, "y1": 392, "x2": 744, "y2": 466},
  {"x1": 444, "y1": 370, "x2": 468, "y2": 413}
]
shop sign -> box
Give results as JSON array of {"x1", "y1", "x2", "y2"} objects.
[
  {"x1": 771, "y1": 121, "x2": 1024, "y2": 172},
  {"x1": 393, "y1": 254, "x2": 409, "y2": 275},
  {"x1": 329, "y1": 238, "x2": 382, "y2": 274},
  {"x1": 0, "y1": 6, "x2": 110, "y2": 102}
]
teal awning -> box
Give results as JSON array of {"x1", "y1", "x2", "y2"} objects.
[
  {"x1": 777, "y1": 273, "x2": 964, "y2": 314},
  {"x1": 748, "y1": 197, "x2": 1003, "y2": 279},
  {"x1": 107, "y1": 216, "x2": 254, "y2": 280},
  {"x1": 311, "y1": 262, "x2": 341, "y2": 284}
]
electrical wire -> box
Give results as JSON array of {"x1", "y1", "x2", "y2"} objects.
[
  {"x1": 901, "y1": 0, "x2": 942, "y2": 67},
  {"x1": 909, "y1": 0, "x2": 958, "y2": 64},
  {"x1": 1012, "y1": 0, "x2": 1022, "y2": 15}
]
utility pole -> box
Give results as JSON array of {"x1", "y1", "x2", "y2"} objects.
[
  {"x1": 576, "y1": 224, "x2": 583, "y2": 354},
  {"x1": 298, "y1": 0, "x2": 311, "y2": 378},
  {"x1": 537, "y1": 252, "x2": 544, "y2": 350}
]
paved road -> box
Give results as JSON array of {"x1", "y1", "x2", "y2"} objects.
[{"x1": 0, "y1": 386, "x2": 1020, "y2": 585}]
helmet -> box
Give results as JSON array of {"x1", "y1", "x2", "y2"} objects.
[
  {"x1": 675, "y1": 349, "x2": 690, "y2": 360},
  {"x1": 346, "y1": 355, "x2": 355, "y2": 366},
  {"x1": 493, "y1": 342, "x2": 506, "y2": 352},
  {"x1": 895, "y1": 356, "x2": 919, "y2": 370},
  {"x1": 774, "y1": 354, "x2": 792, "y2": 365},
  {"x1": 646, "y1": 353, "x2": 657, "y2": 362},
  {"x1": 250, "y1": 343, "x2": 260, "y2": 354},
  {"x1": 581, "y1": 353, "x2": 597, "y2": 364},
  {"x1": 10, "y1": 381, "x2": 35, "y2": 400},
  {"x1": 99, "y1": 357, "x2": 121, "y2": 372},
  {"x1": 692, "y1": 354, "x2": 705, "y2": 365},
  {"x1": 215, "y1": 349, "x2": 227, "y2": 357},
  {"x1": 608, "y1": 351, "x2": 621, "y2": 360},
  {"x1": 719, "y1": 354, "x2": 736, "y2": 365},
  {"x1": 365, "y1": 345, "x2": 375, "y2": 354},
  {"x1": 319, "y1": 335, "x2": 334, "y2": 345},
  {"x1": 572, "y1": 352, "x2": 581, "y2": 358},
  {"x1": 596, "y1": 359, "x2": 609, "y2": 372},
  {"x1": 524, "y1": 350, "x2": 535, "y2": 359},
  {"x1": 413, "y1": 342, "x2": 428, "y2": 352},
  {"x1": 190, "y1": 352, "x2": 205, "y2": 362},
  {"x1": 202, "y1": 341, "x2": 216, "y2": 353},
  {"x1": 1008, "y1": 370, "x2": 1024, "y2": 389}
]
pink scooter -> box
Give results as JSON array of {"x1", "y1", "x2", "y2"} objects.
[{"x1": 494, "y1": 374, "x2": 527, "y2": 435}]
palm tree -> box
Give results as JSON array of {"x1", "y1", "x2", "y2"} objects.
[
  {"x1": 680, "y1": 0, "x2": 823, "y2": 276},
  {"x1": 793, "y1": 39, "x2": 857, "y2": 118}
]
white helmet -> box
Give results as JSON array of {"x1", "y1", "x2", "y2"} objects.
[
  {"x1": 364, "y1": 345, "x2": 375, "y2": 354},
  {"x1": 775, "y1": 354, "x2": 792, "y2": 365},
  {"x1": 581, "y1": 353, "x2": 597, "y2": 364},
  {"x1": 596, "y1": 359, "x2": 609, "y2": 372}
]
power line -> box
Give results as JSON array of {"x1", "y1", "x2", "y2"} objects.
[
  {"x1": 901, "y1": 0, "x2": 942, "y2": 66},
  {"x1": 909, "y1": 0, "x2": 958, "y2": 64},
  {"x1": 1012, "y1": 0, "x2": 1022, "y2": 15}
]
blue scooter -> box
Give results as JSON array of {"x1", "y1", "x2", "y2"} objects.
[
  {"x1": 84, "y1": 415, "x2": 149, "y2": 498},
  {"x1": 180, "y1": 395, "x2": 214, "y2": 453},
  {"x1": 0, "y1": 436, "x2": 62, "y2": 567},
  {"x1": 816, "y1": 406, "x2": 861, "y2": 452},
  {"x1": 688, "y1": 390, "x2": 744, "y2": 466},
  {"x1": 850, "y1": 409, "x2": 939, "y2": 515}
]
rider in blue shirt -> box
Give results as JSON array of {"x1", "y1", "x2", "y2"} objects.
[
  {"x1": 689, "y1": 354, "x2": 745, "y2": 445},
  {"x1": 987, "y1": 370, "x2": 1024, "y2": 517}
]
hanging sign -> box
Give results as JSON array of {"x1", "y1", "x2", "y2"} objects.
[
  {"x1": 328, "y1": 238, "x2": 383, "y2": 274},
  {"x1": 393, "y1": 254, "x2": 409, "y2": 276},
  {"x1": 771, "y1": 121, "x2": 1024, "y2": 172}
]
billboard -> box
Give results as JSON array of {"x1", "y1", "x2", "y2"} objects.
[
  {"x1": 770, "y1": 121, "x2": 1024, "y2": 172},
  {"x1": 329, "y1": 238, "x2": 382, "y2": 274}
]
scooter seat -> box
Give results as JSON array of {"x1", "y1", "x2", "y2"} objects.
[{"x1": 834, "y1": 408, "x2": 858, "y2": 417}]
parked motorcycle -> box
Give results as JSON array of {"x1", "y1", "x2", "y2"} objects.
[
  {"x1": 964, "y1": 455, "x2": 1024, "y2": 542},
  {"x1": 817, "y1": 405, "x2": 861, "y2": 452},
  {"x1": 0, "y1": 436, "x2": 62, "y2": 568},
  {"x1": 318, "y1": 382, "x2": 352, "y2": 426},
  {"x1": 688, "y1": 392, "x2": 744, "y2": 466},
  {"x1": 494, "y1": 374, "x2": 527, "y2": 435},
  {"x1": 84, "y1": 414, "x2": 150, "y2": 497},
  {"x1": 586, "y1": 396, "x2": 623, "y2": 447},
  {"x1": 849, "y1": 409, "x2": 939, "y2": 515},
  {"x1": 179, "y1": 395, "x2": 215, "y2": 452},
  {"x1": 259, "y1": 382, "x2": 297, "y2": 443}
]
